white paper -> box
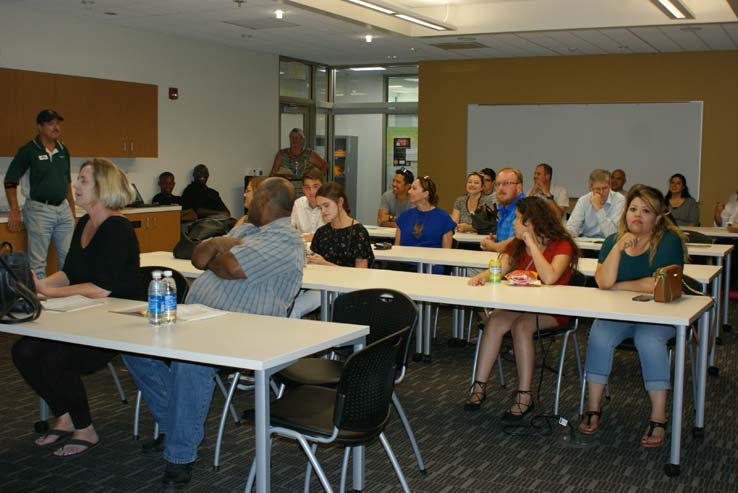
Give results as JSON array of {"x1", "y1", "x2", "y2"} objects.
[{"x1": 42, "y1": 295, "x2": 105, "y2": 312}]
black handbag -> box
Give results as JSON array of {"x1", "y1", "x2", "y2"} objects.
[
  {"x1": 173, "y1": 217, "x2": 236, "y2": 259},
  {"x1": 0, "y1": 242, "x2": 42, "y2": 323},
  {"x1": 471, "y1": 203, "x2": 498, "y2": 235}
]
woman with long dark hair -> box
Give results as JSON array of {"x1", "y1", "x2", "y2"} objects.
[
  {"x1": 464, "y1": 196, "x2": 579, "y2": 419},
  {"x1": 579, "y1": 185, "x2": 687, "y2": 447},
  {"x1": 665, "y1": 173, "x2": 699, "y2": 226}
]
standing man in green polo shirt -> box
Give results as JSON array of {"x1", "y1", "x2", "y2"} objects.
[{"x1": 4, "y1": 109, "x2": 76, "y2": 278}]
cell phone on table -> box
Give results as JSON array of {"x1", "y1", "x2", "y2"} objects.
[{"x1": 632, "y1": 294, "x2": 653, "y2": 302}]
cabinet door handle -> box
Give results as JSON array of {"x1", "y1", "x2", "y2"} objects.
[{"x1": 130, "y1": 141, "x2": 134, "y2": 153}]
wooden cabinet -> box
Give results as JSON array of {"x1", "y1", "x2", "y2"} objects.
[
  {"x1": 0, "y1": 223, "x2": 59, "y2": 276},
  {"x1": 127, "y1": 210, "x2": 180, "y2": 253},
  {"x1": 0, "y1": 68, "x2": 157, "y2": 157}
]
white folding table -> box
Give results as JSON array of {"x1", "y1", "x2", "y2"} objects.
[{"x1": 1, "y1": 297, "x2": 367, "y2": 493}]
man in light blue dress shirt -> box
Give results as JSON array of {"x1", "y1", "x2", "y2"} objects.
[{"x1": 567, "y1": 169, "x2": 625, "y2": 238}]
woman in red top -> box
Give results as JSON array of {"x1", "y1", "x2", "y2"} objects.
[{"x1": 465, "y1": 196, "x2": 579, "y2": 419}]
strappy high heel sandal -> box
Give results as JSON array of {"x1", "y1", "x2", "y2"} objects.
[
  {"x1": 641, "y1": 421, "x2": 667, "y2": 448},
  {"x1": 464, "y1": 381, "x2": 487, "y2": 411},
  {"x1": 502, "y1": 390, "x2": 534, "y2": 421},
  {"x1": 577, "y1": 410, "x2": 602, "y2": 435}
]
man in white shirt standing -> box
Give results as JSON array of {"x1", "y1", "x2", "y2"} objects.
[
  {"x1": 567, "y1": 169, "x2": 625, "y2": 238},
  {"x1": 290, "y1": 168, "x2": 324, "y2": 240},
  {"x1": 714, "y1": 188, "x2": 738, "y2": 227},
  {"x1": 527, "y1": 163, "x2": 568, "y2": 219}
]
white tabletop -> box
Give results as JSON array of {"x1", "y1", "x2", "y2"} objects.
[
  {"x1": 0, "y1": 297, "x2": 368, "y2": 371},
  {"x1": 575, "y1": 258, "x2": 721, "y2": 285},
  {"x1": 141, "y1": 251, "x2": 202, "y2": 277},
  {"x1": 575, "y1": 239, "x2": 734, "y2": 258},
  {"x1": 302, "y1": 265, "x2": 711, "y2": 327},
  {"x1": 681, "y1": 226, "x2": 738, "y2": 239}
]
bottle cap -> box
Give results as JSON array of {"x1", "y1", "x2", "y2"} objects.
[
  {"x1": 152, "y1": 270, "x2": 162, "y2": 279},
  {"x1": 163, "y1": 270, "x2": 173, "y2": 276}
]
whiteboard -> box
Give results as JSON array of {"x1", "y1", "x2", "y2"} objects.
[{"x1": 467, "y1": 102, "x2": 703, "y2": 199}]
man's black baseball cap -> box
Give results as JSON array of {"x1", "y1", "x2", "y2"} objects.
[{"x1": 36, "y1": 109, "x2": 64, "y2": 125}]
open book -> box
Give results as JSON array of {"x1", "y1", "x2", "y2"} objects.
[
  {"x1": 111, "y1": 303, "x2": 227, "y2": 322},
  {"x1": 42, "y1": 295, "x2": 105, "y2": 312}
]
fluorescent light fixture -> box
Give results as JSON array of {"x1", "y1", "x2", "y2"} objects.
[
  {"x1": 395, "y1": 13, "x2": 447, "y2": 31},
  {"x1": 350, "y1": 67, "x2": 387, "y2": 71},
  {"x1": 365, "y1": 34, "x2": 373, "y2": 43},
  {"x1": 274, "y1": 9, "x2": 284, "y2": 19},
  {"x1": 344, "y1": 0, "x2": 454, "y2": 31},
  {"x1": 650, "y1": 0, "x2": 694, "y2": 20},
  {"x1": 347, "y1": 0, "x2": 395, "y2": 15}
]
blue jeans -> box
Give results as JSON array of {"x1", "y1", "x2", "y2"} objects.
[
  {"x1": 123, "y1": 355, "x2": 217, "y2": 464},
  {"x1": 585, "y1": 319, "x2": 675, "y2": 391},
  {"x1": 23, "y1": 199, "x2": 74, "y2": 278}
]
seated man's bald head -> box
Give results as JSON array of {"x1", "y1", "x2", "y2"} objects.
[{"x1": 250, "y1": 177, "x2": 295, "y2": 226}]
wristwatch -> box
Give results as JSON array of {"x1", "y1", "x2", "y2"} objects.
[{"x1": 545, "y1": 194, "x2": 554, "y2": 200}]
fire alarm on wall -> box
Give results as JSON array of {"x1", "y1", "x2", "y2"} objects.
[{"x1": 169, "y1": 87, "x2": 179, "y2": 100}]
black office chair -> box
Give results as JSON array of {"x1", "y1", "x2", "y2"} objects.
[
  {"x1": 682, "y1": 230, "x2": 714, "y2": 245},
  {"x1": 245, "y1": 328, "x2": 412, "y2": 493},
  {"x1": 132, "y1": 266, "x2": 191, "y2": 440},
  {"x1": 578, "y1": 274, "x2": 705, "y2": 417},
  {"x1": 470, "y1": 270, "x2": 586, "y2": 415},
  {"x1": 276, "y1": 288, "x2": 426, "y2": 476}
]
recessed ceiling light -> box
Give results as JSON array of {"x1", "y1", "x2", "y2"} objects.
[
  {"x1": 365, "y1": 34, "x2": 373, "y2": 43},
  {"x1": 274, "y1": 10, "x2": 284, "y2": 19},
  {"x1": 650, "y1": 0, "x2": 694, "y2": 20},
  {"x1": 395, "y1": 14, "x2": 447, "y2": 31},
  {"x1": 350, "y1": 67, "x2": 386, "y2": 71}
]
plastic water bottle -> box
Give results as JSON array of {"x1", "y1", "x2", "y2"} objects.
[
  {"x1": 162, "y1": 270, "x2": 177, "y2": 324},
  {"x1": 147, "y1": 270, "x2": 164, "y2": 326}
]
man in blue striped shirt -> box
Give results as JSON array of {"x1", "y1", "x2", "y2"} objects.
[{"x1": 124, "y1": 178, "x2": 303, "y2": 488}]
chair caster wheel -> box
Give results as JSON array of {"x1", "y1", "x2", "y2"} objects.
[
  {"x1": 722, "y1": 324, "x2": 732, "y2": 333},
  {"x1": 664, "y1": 463, "x2": 680, "y2": 477},
  {"x1": 34, "y1": 420, "x2": 49, "y2": 434},
  {"x1": 133, "y1": 434, "x2": 140, "y2": 441},
  {"x1": 692, "y1": 427, "x2": 704, "y2": 440},
  {"x1": 422, "y1": 355, "x2": 432, "y2": 363},
  {"x1": 419, "y1": 468, "x2": 428, "y2": 476},
  {"x1": 213, "y1": 465, "x2": 220, "y2": 472},
  {"x1": 412, "y1": 353, "x2": 423, "y2": 362},
  {"x1": 715, "y1": 337, "x2": 723, "y2": 346},
  {"x1": 234, "y1": 421, "x2": 242, "y2": 427},
  {"x1": 120, "y1": 399, "x2": 128, "y2": 404},
  {"x1": 708, "y1": 366, "x2": 719, "y2": 377}
]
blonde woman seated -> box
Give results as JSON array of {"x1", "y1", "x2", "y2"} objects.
[
  {"x1": 451, "y1": 172, "x2": 495, "y2": 233},
  {"x1": 465, "y1": 196, "x2": 578, "y2": 420},
  {"x1": 291, "y1": 182, "x2": 374, "y2": 317},
  {"x1": 579, "y1": 185, "x2": 687, "y2": 448}
]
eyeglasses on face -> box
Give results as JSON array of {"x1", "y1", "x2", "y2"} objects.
[{"x1": 495, "y1": 181, "x2": 519, "y2": 188}]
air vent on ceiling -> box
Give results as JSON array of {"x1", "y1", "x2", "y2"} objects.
[
  {"x1": 223, "y1": 19, "x2": 299, "y2": 30},
  {"x1": 431, "y1": 41, "x2": 487, "y2": 50}
]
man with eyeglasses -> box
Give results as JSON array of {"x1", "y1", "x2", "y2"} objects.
[
  {"x1": 567, "y1": 169, "x2": 625, "y2": 238},
  {"x1": 377, "y1": 167, "x2": 414, "y2": 227},
  {"x1": 480, "y1": 167, "x2": 524, "y2": 253},
  {"x1": 528, "y1": 163, "x2": 568, "y2": 219}
]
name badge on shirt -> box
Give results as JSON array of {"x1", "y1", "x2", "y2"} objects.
[{"x1": 38, "y1": 155, "x2": 49, "y2": 161}]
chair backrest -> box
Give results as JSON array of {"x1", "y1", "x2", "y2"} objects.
[
  {"x1": 334, "y1": 327, "x2": 407, "y2": 434},
  {"x1": 682, "y1": 274, "x2": 705, "y2": 296},
  {"x1": 140, "y1": 265, "x2": 190, "y2": 303},
  {"x1": 682, "y1": 230, "x2": 714, "y2": 245},
  {"x1": 332, "y1": 289, "x2": 417, "y2": 344},
  {"x1": 569, "y1": 269, "x2": 587, "y2": 287},
  {"x1": 331, "y1": 289, "x2": 417, "y2": 370}
]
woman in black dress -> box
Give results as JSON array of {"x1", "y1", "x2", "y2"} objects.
[
  {"x1": 307, "y1": 182, "x2": 374, "y2": 268},
  {"x1": 12, "y1": 158, "x2": 141, "y2": 458}
]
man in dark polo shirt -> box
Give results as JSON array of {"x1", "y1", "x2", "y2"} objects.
[
  {"x1": 4, "y1": 109, "x2": 75, "y2": 278},
  {"x1": 180, "y1": 164, "x2": 230, "y2": 222}
]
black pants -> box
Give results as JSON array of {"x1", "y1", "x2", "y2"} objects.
[{"x1": 12, "y1": 337, "x2": 115, "y2": 429}]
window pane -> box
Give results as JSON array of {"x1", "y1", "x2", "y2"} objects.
[
  {"x1": 387, "y1": 76, "x2": 418, "y2": 103},
  {"x1": 280, "y1": 60, "x2": 311, "y2": 99},
  {"x1": 315, "y1": 66, "x2": 328, "y2": 103},
  {"x1": 334, "y1": 69, "x2": 385, "y2": 103}
]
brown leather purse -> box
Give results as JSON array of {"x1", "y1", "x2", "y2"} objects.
[{"x1": 653, "y1": 264, "x2": 683, "y2": 303}]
